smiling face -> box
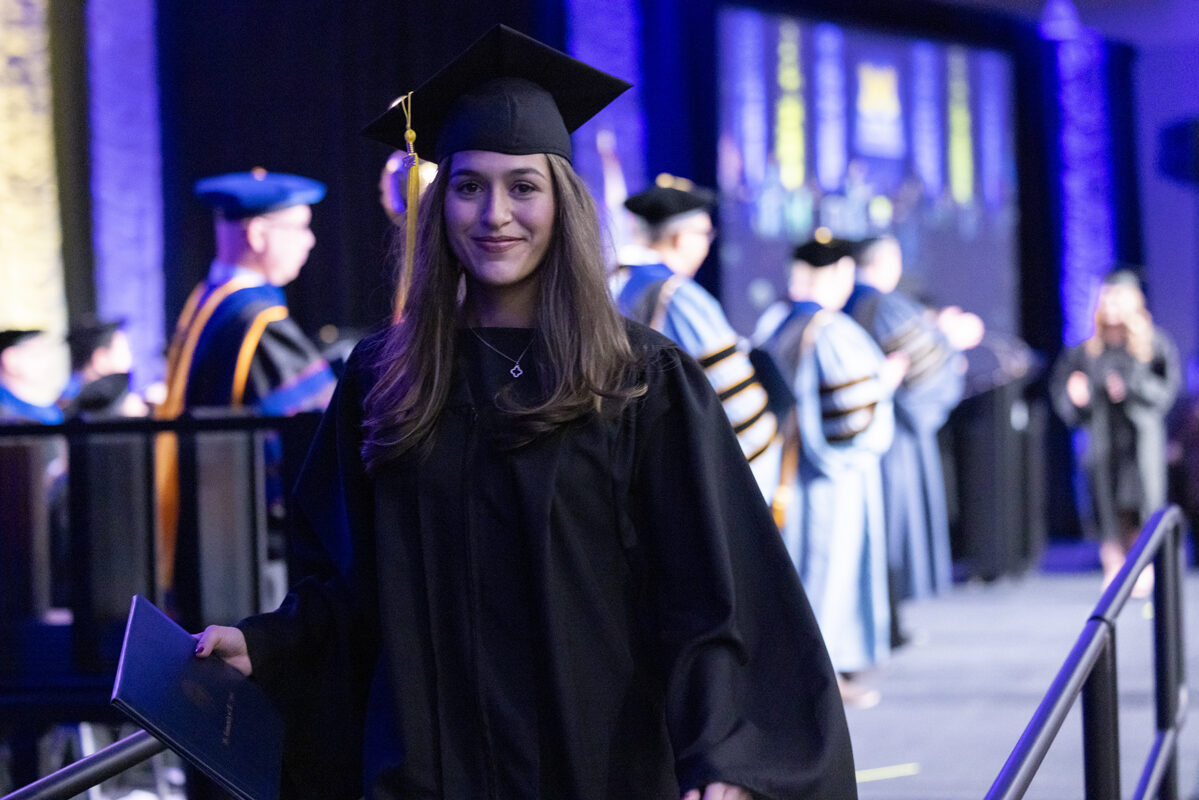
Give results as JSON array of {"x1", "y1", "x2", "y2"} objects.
[{"x1": 444, "y1": 150, "x2": 556, "y2": 325}]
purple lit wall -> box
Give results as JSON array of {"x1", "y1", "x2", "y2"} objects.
[
  {"x1": 1136, "y1": 45, "x2": 1199, "y2": 369},
  {"x1": 1052, "y1": 28, "x2": 1115, "y2": 347},
  {"x1": 565, "y1": 0, "x2": 647, "y2": 260},
  {"x1": 86, "y1": 0, "x2": 164, "y2": 386}
]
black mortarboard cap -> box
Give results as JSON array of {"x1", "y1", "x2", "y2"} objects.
[
  {"x1": 793, "y1": 229, "x2": 854, "y2": 267},
  {"x1": 361, "y1": 25, "x2": 631, "y2": 162},
  {"x1": 0, "y1": 329, "x2": 43, "y2": 354},
  {"x1": 67, "y1": 316, "x2": 123, "y2": 371},
  {"x1": 67, "y1": 372, "x2": 131, "y2": 417},
  {"x1": 194, "y1": 168, "x2": 326, "y2": 220},
  {"x1": 849, "y1": 235, "x2": 894, "y2": 263},
  {"x1": 624, "y1": 175, "x2": 716, "y2": 225}
]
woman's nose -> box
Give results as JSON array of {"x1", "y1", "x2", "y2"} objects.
[{"x1": 481, "y1": 190, "x2": 511, "y2": 227}]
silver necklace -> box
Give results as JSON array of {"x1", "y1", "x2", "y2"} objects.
[{"x1": 470, "y1": 328, "x2": 533, "y2": 378}]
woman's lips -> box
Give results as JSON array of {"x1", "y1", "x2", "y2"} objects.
[{"x1": 473, "y1": 236, "x2": 523, "y2": 253}]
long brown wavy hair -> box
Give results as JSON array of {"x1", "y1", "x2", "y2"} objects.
[{"x1": 361, "y1": 153, "x2": 645, "y2": 471}]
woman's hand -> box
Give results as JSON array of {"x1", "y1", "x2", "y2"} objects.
[
  {"x1": 681, "y1": 783, "x2": 752, "y2": 800},
  {"x1": 879, "y1": 351, "x2": 910, "y2": 392},
  {"x1": 938, "y1": 305, "x2": 985, "y2": 351},
  {"x1": 1104, "y1": 370, "x2": 1127, "y2": 403},
  {"x1": 193, "y1": 625, "x2": 252, "y2": 677},
  {"x1": 1066, "y1": 370, "x2": 1090, "y2": 407}
]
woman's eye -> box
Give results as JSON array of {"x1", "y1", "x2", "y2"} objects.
[
  {"x1": 453, "y1": 181, "x2": 482, "y2": 195},
  {"x1": 511, "y1": 181, "x2": 538, "y2": 196}
]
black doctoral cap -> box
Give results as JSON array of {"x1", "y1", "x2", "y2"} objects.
[
  {"x1": 0, "y1": 329, "x2": 43, "y2": 354},
  {"x1": 849, "y1": 235, "x2": 896, "y2": 264},
  {"x1": 67, "y1": 316, "x2": 123, "y2": 371},
  {"x1": 792, "y1": 228, "x2": 854, "y2": 267},
  {"x1": 624, "y1": 174, "x2": 716, "y2": 225},
  {"x1": 361, "y1": 24, "x2": 632, "y2": 162}
]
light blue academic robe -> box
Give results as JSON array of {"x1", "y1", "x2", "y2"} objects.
[
  {"x1": 845, "y1": 284, "x2": 965, "y2": 599},
  {"x1": 765, "y1": 300, "x2": 893, "y2": 674},
  {"x1": 616, "y1": 263, "x2": 781, "y2": 501}
]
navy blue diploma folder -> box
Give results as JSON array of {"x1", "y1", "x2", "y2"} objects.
[{"x1": 111, "y1": 595, "x2": 283, "y2": 800}]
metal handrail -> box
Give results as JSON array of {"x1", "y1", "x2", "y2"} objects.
[
  {"x1": 0, "y1": 407, "x2": 322, "y2": 437},
  {"x1": 3, "y1": 436, "x2": 1188, "y2": 798},
  {"x1": 985, "y1": 504, "x2": 1188, "y2": 800},
  {"x1": 2, "y1": 411, "x2": 321, "y2": 795},
  {"x1": 0, "y1": 729, "x2": 166, "y2": 800}
]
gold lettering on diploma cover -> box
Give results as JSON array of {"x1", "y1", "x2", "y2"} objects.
[{"x1": 222, "y1": 692, "x2": 235, "y2": 746}]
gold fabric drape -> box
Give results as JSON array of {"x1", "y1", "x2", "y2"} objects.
[{"x1": 0, "y1": 0, "x2": 69, "y2": 392}]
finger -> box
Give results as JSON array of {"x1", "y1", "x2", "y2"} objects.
[
  {"x1": 681, "y1": 791, "x2": 699, "y2": 800},
  {"x1": 193, "y1": 627, "x2": 215, "y2": 656},
  {"x1": 193, "y1": 625, "x2": 227, "y2": 657}
]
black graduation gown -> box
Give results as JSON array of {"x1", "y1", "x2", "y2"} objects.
[
  {"x1": 1048, "y1": 330, "x2": 1180, "y2": 538},
  {"x1": 238, "y1": 321, "x2": 856, "y2": 800}
]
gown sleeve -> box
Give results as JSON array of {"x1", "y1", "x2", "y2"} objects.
[
  {"x1": 245, "y1": 316, "x2": 338, "y2": 415},
  {"x1": 796, "y1": 315, "x2": 895, "y2": 477},
  {"x1": 235, "y1": 340, "x2": 381, "y2": 799},
  {"x1": 1048, "y1": 344, "x2": 1090, "y2": 428},
  {"x1": 629, "y1": 340, "x2": 858, "y2": 800},
  {"x1": 874, "y1": 292, "x2": 965, "y2": 433},
  {"x1": 661, "y1": 281, "x2": 780, "y2": 478},
  {"x1": 1124, "y1": 329, "x2": 1180, "y2": 413}
]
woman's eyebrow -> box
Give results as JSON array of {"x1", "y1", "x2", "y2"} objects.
[{"x1": 448, "y1": 167, "x2": 548, "y2": 180}]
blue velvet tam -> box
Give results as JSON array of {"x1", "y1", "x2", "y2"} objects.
[
  {"x1": 361, "y1": 24, "x2": 630, "y2": 163},
  {"x1": 194, "y1": 168, "x2": 327, "y2": 219}
]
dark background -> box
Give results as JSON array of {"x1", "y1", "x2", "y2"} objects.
[
  {"x1": 51, "y1": 0, "x2": 1147, "y2": 541},
  {"x1": 146, "y1": 0, "x2": 1139, "y2": 355}
]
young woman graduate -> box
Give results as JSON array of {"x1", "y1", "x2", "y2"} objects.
[
  {"x1": 194, "y1": 25, "x2": 857, "y2": 800},
  {"x1": 1049, "y1": 268, "x2": 1180, "y2": 595}
]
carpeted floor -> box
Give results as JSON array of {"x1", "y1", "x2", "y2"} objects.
[{"x1": 845, "y1": 548, "x2": 1199, "y2": 800}]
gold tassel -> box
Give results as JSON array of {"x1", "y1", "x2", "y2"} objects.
[{"x1": 394, "y1": 92, "x2": 419, "y2": 322}]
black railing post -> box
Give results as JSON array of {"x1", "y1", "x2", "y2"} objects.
[
  {"x1": 66, "y1": 422, "x2": 98, "y2": 668},
  {"x1": 142, "y1": 431, "x2": 160, "y2": 607},
  {"x1": 1081, "y1": 627, "x2": 1120, "y2": 800},
  {"x1": 1150, "y1": 517, "x2": 1182, "y2": 800},
  {"x1": 174, "y1": 421, "x2": 202, "y2": 632},
  {"x1": 986, "y1": 505, "x2": 1188, "y2": 800},
  {"x1": 983, "y1": 619, "x2": 1111, "y2": 800}
]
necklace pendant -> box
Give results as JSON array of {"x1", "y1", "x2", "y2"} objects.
[{"x1": 510, "y1": 363, "x2": 524, "y2": 378}]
